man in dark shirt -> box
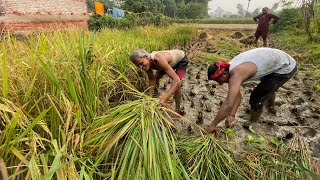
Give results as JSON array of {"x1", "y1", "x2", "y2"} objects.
[{"x1": 253, "y1": 7, "x2": 280, "y2": 47}]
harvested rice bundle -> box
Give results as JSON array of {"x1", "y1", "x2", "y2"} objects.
[
  {"x1": 84, "y1": 96, "x2": 189, "y2": 179},
  {"x1": 177, "y1": 135, "x2": 249, "y2": 180}
]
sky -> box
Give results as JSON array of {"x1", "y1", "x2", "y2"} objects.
[{"x1": 208, "y1": 0, "x2": 282, "y2": 14}]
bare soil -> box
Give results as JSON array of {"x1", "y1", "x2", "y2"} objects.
[{"x1": 160, "y1": 26, "x2": 320, "y2": 163}]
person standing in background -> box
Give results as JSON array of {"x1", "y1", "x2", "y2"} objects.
[{"x1": 253, "y1": 7, "x2": 280, "y2": 47}]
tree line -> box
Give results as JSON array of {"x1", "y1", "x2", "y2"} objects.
[
  {"x1": 211, "y1": 2, "x2": 280, "y2": 18},
  {"x1": 87, "y1": 0, "x2": 210, "y2": 19}
]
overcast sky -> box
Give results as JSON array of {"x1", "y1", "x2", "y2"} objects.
[{"x1": 208, "y1": 0, "x2": 282, "y2": 14}]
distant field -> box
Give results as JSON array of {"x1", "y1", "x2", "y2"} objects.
[{"x1": 194, "y1": 23, "x2": 257, "y2": 30}]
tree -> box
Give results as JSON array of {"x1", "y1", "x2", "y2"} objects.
[
  {"x1": 163, "y1": 0, "x2": 177, "y2": 18},
  {"x1": 236, "y1": 3, "x2": 245, "y2": 17},
  {"x1": 175, "y1": 0, "x2": 209, "y2": 18},
  {"x1": 87, "y1": 0, "x2": 94, "y2": 12},
  {"x1": 246, "y1": 0, "x2": 252, "y2": 13},
  {"x1": 176, "y1": 1, "x2": 187, "y2": 18},
  {"x1": 184, "y1": 2, "x2": 208, "y2": 18},
  {"x1": 214, "y1": 7, "x2": 224, "y2": 18},
  {"x1": 300, "y1": 0, "x2": 318, "y2": 40},
  {"x1": 271, "y1": 2, "x2": 280, "y2": 12},
  {"x1": 252, "y1": 8, "x2": 260, "y2": 17}
]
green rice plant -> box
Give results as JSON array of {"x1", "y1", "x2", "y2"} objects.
[
  {"x1": 241, "y1": 135, "x2": 320, "y2": 180},
  {"x1": 273, "y1": 135, "x2": 320, "y2": 180},
  {"x1": 0, "y1": 158, "x2": 8, "y2": 180},
  {"x1": 0, "y1": 97, "x2": 53, "y2": 178},
  {"x1": 0, "y1": 25, "x2": 196, "y2": 179},
  {"x1": 83, "y1": 90, "x2": 189, "y2": 179},
  {"x1": 177, "y1": 135, "x2": 250, "y2": 180}
]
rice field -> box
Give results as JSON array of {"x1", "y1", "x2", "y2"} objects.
[{"x1": 0, "y1": 25, "x2": 319, "y2": 179}]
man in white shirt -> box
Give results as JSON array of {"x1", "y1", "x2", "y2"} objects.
[{"x1": 206, "y1": 48, "x2": 297, "y2": 134}]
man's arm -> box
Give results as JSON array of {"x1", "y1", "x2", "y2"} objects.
[
  {"x1": 253, "y1": 14, "x2": 260, "y2": 22},
  {"x1": 271, "y1": 14, "x2": 280, "y2": 24},
  {"x1": 230, "y1": 91, "x2": 242, "y2": 117},
  {"x1": 146, "y1": 70, "x2": 155, "y2": 96},
  {"x1": 154, "y1": 54, "x2": 181, "y2": 103},
  {"x1": 207, "y1": 77, "x2": 242, "y2": 129}
]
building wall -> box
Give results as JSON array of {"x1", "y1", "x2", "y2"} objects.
[{"x1": 0, "y1": 0, "x2": 88, "y2": 32}]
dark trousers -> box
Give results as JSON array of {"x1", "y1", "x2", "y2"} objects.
[
  {"x1": 249, "y1": 66, "x2": 297, "y2": 112},
  {"x1": 155, "y1": 56, "x2": 189, "y2": 78}
]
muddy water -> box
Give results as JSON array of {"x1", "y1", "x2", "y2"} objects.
[{"x1": 158, "y1": 29, "x2": 320, "y2": 163}]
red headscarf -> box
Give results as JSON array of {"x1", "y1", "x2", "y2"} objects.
[{"x1": 210, "y1": 60, "x2": 230, "y2": 81}]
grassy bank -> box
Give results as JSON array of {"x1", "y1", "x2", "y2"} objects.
[{"x1": 270, "y1": 30, "x2": 320, "y2": 94}]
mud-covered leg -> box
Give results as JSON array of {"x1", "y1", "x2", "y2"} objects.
[
  {"x1": 153, "y1": 71, "x2": 165, "y2": 97},
  {"x1": 174, "y1": 85, "x2": 182, "y2": 113},
  {"x1": 263, "y1": 38, "x2": 267, "y2": 47},
  {"x1": 249, "y1": 109, "x2": 263, "y2": 122},
  {"x1": 266, "y1": 93, "x2": 276, "y2": 114}
]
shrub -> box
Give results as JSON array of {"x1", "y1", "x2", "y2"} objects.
[
  {"x1": 271, "y1": 8, "x2": 304, "y2": 32},
  {"x1": 137, "y1": 12, "x2": 173, "y2": 26},
  {"x1": 88, "y1": 13, "x2": 138, "y2": 31}
]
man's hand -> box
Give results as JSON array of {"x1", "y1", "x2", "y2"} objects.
[
  {"x1": 205, "y1": 126, "x2": 221, "y2": 136},
  {"x1": 225, "y1": 116, "x2": 236, "y2": 128},
  {"x1": 157, "y1": 96, "x2": 171, "y2": 108},
  {"x1": 159, "y1": 95, "x2": 167, "y2": 103}
]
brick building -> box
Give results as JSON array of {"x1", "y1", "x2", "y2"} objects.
[{"x1": 0, "y1": 0, "x2": 88, "y2": 32}]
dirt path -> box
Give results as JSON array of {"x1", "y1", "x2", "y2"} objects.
[{"x1": 160, "y1": 27, "x2": 320, "y2": 163}]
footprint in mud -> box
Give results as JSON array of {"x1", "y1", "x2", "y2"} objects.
[
  {"x1": 187, "y1": 125, "x2": 194, "y2": 134},
  {"x1": 196, "y1": 73, "x2": 201, "y2": 79},
  {"x1": 277, "y1": 132, "x2": 294, "y2": 142},
  {"x1": 309, "y1": 140, "x2": 320, "y2": 158},
  {"x1": 231, "y1": 32, "x2": 244, "y2": 39},
  {"x1": 196, "y1": 112, "x2": 204, "y2": 124},
  {"x1": 303, "y1": 128, "x2": 318, "y2": 138},
  {"x1": 205, "y1": 104, "x2": 212, "y2": 112},
  {"x1": 190, "y1": 100, "x2": 195, "y2": 108},
  {"x1": 292, "y1": 97, "x2": 305, "y2": 105}
]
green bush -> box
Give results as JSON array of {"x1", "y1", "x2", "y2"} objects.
[
  {"x1": 88, "y1": 13, "x2": 138, "y2": 31},
  {"x1": 271, "y1": 8, "x2": 304, "y2": 32},
  {"x1": 88, "y1": 12, "x2": 173, "y2": 31},
  {"x1": 137, "y1": 12, "x2": 173, "y2": 26}
]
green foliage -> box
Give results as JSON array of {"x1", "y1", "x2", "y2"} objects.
[
  {"x1": 272, "y1": 30, "x2": 320, "y2": 66},
  {"x1": 182, "y1": 2, "x2": 208, "y2": 19},
  {"x1": 164, "y1": 26, "x2": 195, "y2": 49},
  {"x1": 310, "y1": 5, "x2": 320, "y2": 41},
  {"x1": 121, "y1": 0, "x2": 209, "y2": 19},
  {"x1": 88, "y1": 12, "x2": 174, "y2": 31},
  {"x1": 178, "y1": 135, "x2": 249, "y2": 179},
  {"x1": 121, "y1": 0, "x2": 156, "y2": 13},
  {"x1": 88, "y1": 13, "x2": 138, "y2": 31},
  {"x1": 271, "y1": 8, "x2": 304, "y2": 32},
  {"x1": 0, "y1": 25, "x2": 196, "y2": 179},
  {"x1": 136, "y1": 12, "x2": 173, "y2": 26},
  {"x1": 84, "y1": 97, "x2": 189, "y2": 179}
]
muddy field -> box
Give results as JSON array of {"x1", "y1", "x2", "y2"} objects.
[{"x1": 159, "y1": 27, "x2": 320, "y2": 163}]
